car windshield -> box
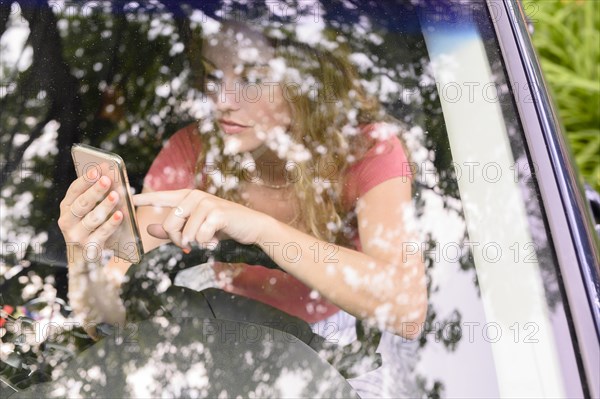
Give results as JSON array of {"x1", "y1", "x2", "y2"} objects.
[{"x1": 0, "y1": 1, "x2": 584, "y2": 397}]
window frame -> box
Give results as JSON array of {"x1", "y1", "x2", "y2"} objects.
[{"x1": 489, "y1": 0, "x2": 600, "y2": 396}]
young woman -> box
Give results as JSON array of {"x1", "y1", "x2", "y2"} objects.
[{"x1": 58, "y1": 21, "x2": 427, "y2": 346}]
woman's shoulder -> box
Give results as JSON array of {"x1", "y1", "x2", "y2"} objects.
[
  {"x1": 166, "y1": 123, "x2": 202, "y2": 152},
  {"x1": 342, "y1": 122, "x2": 413, "y2": 204},
  {"x1": 346, "y1": 122, "x2": 411, "y2": 170},
  {"x1": 359, "y1": 122, "x2": 405, "y2": 154},
  {"x1": 143, "y1": 123, "x2": 202, "y2": 191}
]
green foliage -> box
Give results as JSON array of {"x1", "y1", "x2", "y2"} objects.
[{"x1": 524, "y1": 0, "x2": 600, "y2": 191}]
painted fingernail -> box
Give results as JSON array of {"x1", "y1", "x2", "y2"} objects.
[
  {"x1": 113, "y1": 211, "x2": 122, "y2": 221},
  {"x1": 108, "y1": 191, "x2": 118, "y2": 202},
  {"x1": 182, "y1": 247, "x2": 191, "y2": 254}
]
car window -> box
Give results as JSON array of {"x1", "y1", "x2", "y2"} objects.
[{"x1": 0, "y1": 1, "x2": 584, "y2": 397}]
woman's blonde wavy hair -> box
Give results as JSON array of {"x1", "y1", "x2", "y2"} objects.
[{"x1": 191, "y1": 22, "x2": 397, "y2": 248}]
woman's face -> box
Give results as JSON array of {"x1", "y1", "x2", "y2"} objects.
[{"x1": 202, "y1": 25, "x2": 292, "y2": 155}]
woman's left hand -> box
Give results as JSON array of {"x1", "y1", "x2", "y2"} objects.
[{"x1": 133, "y1": 189, "x2": 273, "y2": 249}]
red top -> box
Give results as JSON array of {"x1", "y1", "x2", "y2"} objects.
[{"x1": 144, "y1": 123, "x2": 413, "y2": 322}]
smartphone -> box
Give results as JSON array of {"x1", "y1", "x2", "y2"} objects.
[{"x1": 71, "y1": 144, "x2": 144, "y2": 264}]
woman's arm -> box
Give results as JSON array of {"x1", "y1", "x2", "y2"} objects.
[
  {"x1": 67, "y1": 124, "x2": 198, "y2": 336},
  {"x1": 255, "y1": 177, "x2": 427, "y2": 339},
  {"x1": 67, "y1": 245, "x2": 127, "y2": 336},
  {"x1": 68, "y1": 185, "x2": 171, "y2": 337},
  {"x1": 134, "y1": 177, "x2": 427, "y2": 339}
]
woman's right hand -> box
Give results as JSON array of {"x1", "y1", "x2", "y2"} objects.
[{"x1": 58, "y1": 167, "x2": 124, "y2": 259}]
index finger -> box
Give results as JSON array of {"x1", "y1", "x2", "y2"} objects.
[{"x1": 133, "y1": 189, "x2": 192, "y2": 207}]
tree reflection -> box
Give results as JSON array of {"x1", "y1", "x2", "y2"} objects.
[{"x1": 2, "y1": 1, "x2": 547, "y2": 398}]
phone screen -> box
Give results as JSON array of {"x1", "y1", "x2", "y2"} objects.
[{"x1": 71, "y1": 144, "x2": 144, "y2": 264}]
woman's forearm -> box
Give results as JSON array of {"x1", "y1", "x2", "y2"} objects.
[
  {"x1": 67, "y1": 245, "x2": 126, "y2": 332},
  {"x1": 256, "y1": 218, "x2": 427, "y2": 338}
]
